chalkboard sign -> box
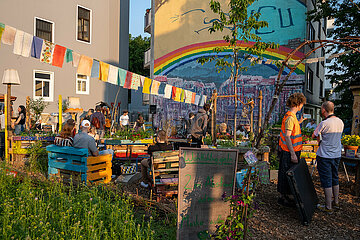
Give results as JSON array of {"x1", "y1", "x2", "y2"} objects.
[
  {"x1": 255, "y1": 161, "x2": 270, "y2": 184},
  {"x1": 177, "y1": 148, "x2": 238, "y2": 240}
]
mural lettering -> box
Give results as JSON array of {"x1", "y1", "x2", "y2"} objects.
[{"x1": 254, "y1": 6, "x2": 295, "y2": 34}]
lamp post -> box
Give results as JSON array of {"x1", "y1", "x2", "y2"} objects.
[{"x1": 2, "y1": 69, "x2": 20, "y2": 160}]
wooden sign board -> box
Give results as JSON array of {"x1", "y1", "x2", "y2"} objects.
[
  {"x1": 177, "y1": 148, "x2": 239, "y2": 240},
  {"x1": 255, "y1": 161, "x2": 270, "y2": 184}
]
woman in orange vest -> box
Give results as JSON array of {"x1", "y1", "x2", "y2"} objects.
[{"x1": 278, "y1": 92, "x2": 306, "y2": 207}]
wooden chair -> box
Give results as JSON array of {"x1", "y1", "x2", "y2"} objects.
[{"x1": 151, "y1": 150, "x2": 179, "y2": 202}]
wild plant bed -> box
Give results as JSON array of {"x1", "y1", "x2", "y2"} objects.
[{"x1": 0, "y1": 165, "x2": 161, "y2": 240}]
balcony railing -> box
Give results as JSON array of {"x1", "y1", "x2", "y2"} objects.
[
  {"x1": 144, "y1": 9, "x2": 151, "y2": 34},
  {"x1": 144, "y1": 48, "x2": 151, "y2": 69}
]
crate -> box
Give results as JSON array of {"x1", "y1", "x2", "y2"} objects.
[
  {"x1": 151, "y1": 150, "x2": 179, "y2": 201},
  {"x1": 47, "y1": 145, "x2": 112, "y2": 185}
]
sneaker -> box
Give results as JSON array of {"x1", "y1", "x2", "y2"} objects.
[
  {"x1": 140, "y1": 181, "x2": 149, "y2": 188},
  {"x1": 332, "y1": 201, "x2": 340, "y2": 210},
  {"x1": 317, "y1": 204, "x2": 334, "y2": 214}
]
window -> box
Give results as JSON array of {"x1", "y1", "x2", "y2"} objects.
[
  {"x1": 320, "y1": 79, "x2": 324, "y2": 98},
  {"x1": 33, "y1": 70, "x2": 54, "y2": 101},
  {"x1": 318, "y1": 21, "x2": 321, "y2": 40},
  {"x1": 35, "y1": 17, "x2": 54, "y2": 42},
  {"x1": 76, "y1": 74, "x2": 90, "y2": 95},
  {"x1": 307, "y1": 68, "x2": 314, "y2": 93},
  {"x1": 77, "y1": 6, "x2": 91, "y2": 43},
  {"x1": 321, "y1": 48, "x2": 325, "y2": 66},
  {"x1": 316, "y1": 62, "x2": 320, "y2": 77},
  {"x1": 308, "y1": 24, "x2": 315, "y2": 48}
]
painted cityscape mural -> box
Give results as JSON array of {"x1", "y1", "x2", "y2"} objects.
[{"x1": 153, "y1": 0, "x2": 307, "y2": 130}]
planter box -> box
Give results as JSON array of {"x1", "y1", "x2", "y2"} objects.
[{"x1": 12, "y1": 136, "x2": 55, "y2": 141}]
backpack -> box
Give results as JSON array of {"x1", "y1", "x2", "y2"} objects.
[{"x1": 91, "y1": 116, "x2": 100, "y2": 129}]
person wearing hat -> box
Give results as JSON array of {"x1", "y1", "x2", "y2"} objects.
[{"x1": 74, "y1": 120, "x2": 113, "y2": 156}]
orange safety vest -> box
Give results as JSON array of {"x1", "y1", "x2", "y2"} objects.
[{"x1": 279, "y1": 111, "x2": 302, "y2": 152}]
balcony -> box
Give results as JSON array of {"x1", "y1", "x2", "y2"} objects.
[
  {"x1": 144, "y1": 48, "x2": 151, "y2": 69},
  {"x1": 144, "y1": 8, "x2": 151, "y2": 34}
]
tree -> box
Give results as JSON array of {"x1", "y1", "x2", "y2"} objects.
[
  {"x1": 28, "y1": 98, "x2": 49, "y2": 127},
  {"x1": 197, "y1": 0, "x2": 278, "y2": 142},
  {"x1": 308, "y1": 0, "x2": 360, "y2": 122},
  {"x1": 129, "y1": 34, "x2": 151, "y2": 77}
]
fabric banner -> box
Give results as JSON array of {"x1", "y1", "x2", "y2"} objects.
[
  {"x1": 91, "y1": 59, "x2": 100, "y2": 78},
  {"x1": 108, "y1": 65, "x2": 119, "y2": 85},
  {"x1": 130, "y1": 73, "x2": 141, "y2": 90},
  {"x1": 194, "y1": 95, "x2": 201, "y2": 105},
  {"x1": 124, "y1": 71, "x2": 133, "y2": 89},
  {"x1": 99, "y1": 61, "x2": 110, "y2": 81},
  {"x1": 40, "y1": 40, "x2": 55, "y2": 64},
  {"x1": 77, "y1": 55, "x2": 93, "y2": 76},
  {"x1": 172, "y1": 86, "x2": 177, "y2": 100},
  {"x1": 0, "y1": 23, "x2": 5, "y2": 47},
  {"x1": 65, "y1": 48, "x2": 73, "y2": 63},
  {"x1": 199, "y1": 95, "x2": 207, "y2": 107},
  {"x1": 31, "y1": 36, "x2": 43, "y2": 59},
  {"x1": 13, "y1": 30, "x2": 24, "y2": 55},
  {"x1": 52, "y1": 45, "x2": 66, "y2": 68},
  {"x1": 151, "y1": 80, "x2": 161, "y2": 95},
  {"x1": 118, "y1": 68, "x2": 127, "y2": 86},
  {"x1": 164, "y1": 84, "x2": 172, "y2": 99},
  {"x1": 175, "y1": 87, "x2": 182, "y2": 102},
  {"x1": 158, "y1": 83, "x2": 166, "y2": 96},
  {"x1": 21, "y1": 32, "x2": 33, "y2": 57},
  {"x1": 72, "y1": 52, "x2": 81, "y2": 67},
  {"x1": 191, "y1": 92, "x2": 196, "y2": 104},
  {"x1": 185, "y1": 90, "x2": 192, "y2": 104},
  {"x1": 1, "y1": 25, "x2": 16, "y2": 45},
  {"x1": 142, "y1": 77, "x2": 152, "y2": 94},
  {"x1": 140, "y1": 76, "x2": 145, "y2": 87},
  {"x1": 180, "y1": 89, "x2": 185, "y2": 102}
]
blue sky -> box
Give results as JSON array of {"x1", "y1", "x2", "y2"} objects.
[{"x1": 129, "y1": 0, "x2": 151, "y2": 37}]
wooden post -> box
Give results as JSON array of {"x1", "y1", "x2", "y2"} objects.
[
  {"x1": 26, "y1": 96, "x2": 30, "y2": 130},
  {"x1": 59, "y1": 95, "x2": 62, "y2": 132},
  {"x1": 6, "y1": 84, "x2": 11, "y2": 130},
  {"x1": 4, "y1": 93, "x2": 9, "y2": 161},
  {"x1": 258, "y1": 90, "x2": 263, "y2": 135},
  {"x1": 250, "y1": 98, "x2": 254, "y2": 133},
  {"x1": 211, "y1": 90, "x2": 218, "y2": 145},
  {"x1": 234, "y1": 77, "x2": 237, "y2": 143}
]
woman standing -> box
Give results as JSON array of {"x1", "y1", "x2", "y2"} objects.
[{"x1": 14, "y1": 105, "x2": 26, "y2": 135}]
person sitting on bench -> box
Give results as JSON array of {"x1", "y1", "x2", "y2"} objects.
[
  {"x1": 73, "y1": 120, "x2": 113, "y2": 156},
  {"x1": 140, "y1": 130, "x2": 173, "y2": 188}
]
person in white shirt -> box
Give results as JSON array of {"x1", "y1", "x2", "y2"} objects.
[
  {"x1": 119, "y1": 110, "x2": 129, "y2": 129},
  {"x1": 306, "y1": 119, "x2": 317, "y2": 130}
]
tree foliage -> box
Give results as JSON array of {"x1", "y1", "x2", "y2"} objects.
[
  {"x1": 129, "y1": 34, "x2": 151, "y2": 77},
  {"x1": 308, "y1": 0, "x2": 360, "y2": 121}
]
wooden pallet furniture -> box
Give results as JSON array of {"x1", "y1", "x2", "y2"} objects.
[
  {"x1": 46, "y1": 145, "x2": 112, "y2": 185},
  {"x1": 151, "y1": 150, "x2": 179, "y2": 202}
]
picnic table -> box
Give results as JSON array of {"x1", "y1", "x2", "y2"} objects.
[{"x1": 341, "y1": 155, "x2": 360, "y2": 196}]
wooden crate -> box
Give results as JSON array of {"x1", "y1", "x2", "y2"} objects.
[
  {"x1": 47, "y1": 145, "x2": 112, "y2": 185},
  {"x1": 151, "y1": 150, "x2": 180, "y2": 201}
]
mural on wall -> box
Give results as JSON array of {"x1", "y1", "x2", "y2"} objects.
[{"x1": 154, "y1": 0, "x2": 307, "y2": 128}]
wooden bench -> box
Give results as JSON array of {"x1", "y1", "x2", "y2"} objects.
[
  {"x1": 151, "y1": 150, "x2": 179, "y2": 202},
  {"x1": 46, "y1": 145, "x2": 112, "y2": 185}
]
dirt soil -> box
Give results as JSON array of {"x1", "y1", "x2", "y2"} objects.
[{"x1": 249, "y1": 170, "x2": 360, "y2": 240}]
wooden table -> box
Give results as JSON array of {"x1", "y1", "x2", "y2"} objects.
[{"x1": 341, "y1": 155, "x2": 360, "y2": 196}]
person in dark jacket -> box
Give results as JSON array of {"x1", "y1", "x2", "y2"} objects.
[
  {"x1": 185, "y1": 112, "x2": 195, "y2": 135},
  {"x1": 190, "y1": 103, "x2": 210, "y2": 147}
]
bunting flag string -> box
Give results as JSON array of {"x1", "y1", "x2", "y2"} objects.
[{"x1": 0, "y1": 22, "x2": 212, "y2": 106}]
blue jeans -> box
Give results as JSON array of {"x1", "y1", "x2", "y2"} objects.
[
  {"x1": 316, "y1": 156, "x2": 340, "y2": 188},
  {"x1": 99, "y1": 149, "x2": 114, "y2": 156},
  {"x1": 14, "y1": 124, "x2": 25, "y2": 135}
]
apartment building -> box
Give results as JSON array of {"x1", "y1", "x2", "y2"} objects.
[{"x1": 0, "y1": 0, "x2": 129, "y2": 113}]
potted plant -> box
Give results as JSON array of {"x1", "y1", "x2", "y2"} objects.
[
  {"x1": 120, "y1": 161, "x2": 137, "y2": 175},
  {"x1": 341, "y1": 135, "x2": 360, "y2": 157}
]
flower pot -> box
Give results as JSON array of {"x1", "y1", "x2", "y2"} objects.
[
  {"x1": 345, "y1": 145, "x2": 358, "y2": 158},
  {"x1": 120, "y1": 163, "x2": 137, "y2": 175}
]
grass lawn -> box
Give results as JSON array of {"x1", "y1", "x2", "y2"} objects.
[{"x1": 0, "y1": 165, "x2": 176, "y2": 239}]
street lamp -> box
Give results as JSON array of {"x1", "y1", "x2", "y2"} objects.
[{"x1": 2, "y1": 69, "x2": 20, "y2": 130}]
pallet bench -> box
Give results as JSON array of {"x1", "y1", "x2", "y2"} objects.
[
  {"x1": 151, "y1": 150, "x2": 179, "y2": 201},
  {"x1": 46, "y1": 145, "x2": 112, "y2": 185}
]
